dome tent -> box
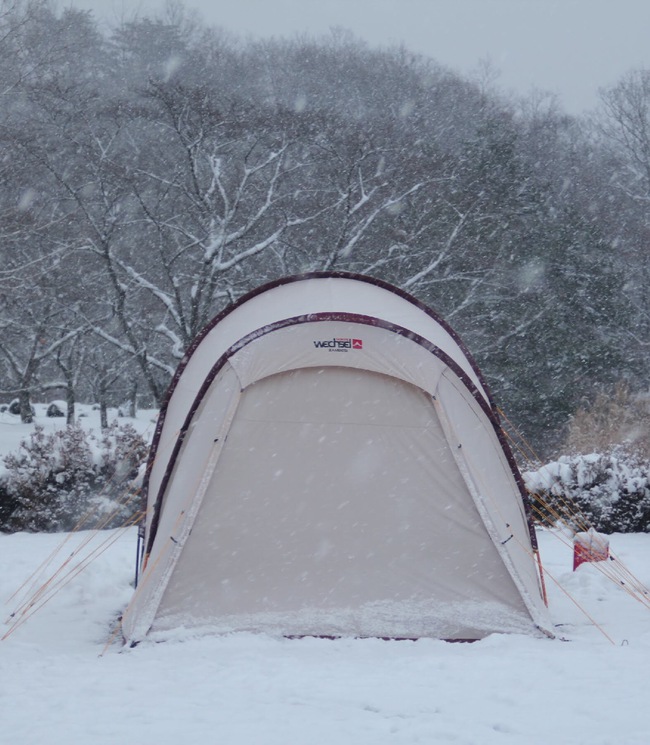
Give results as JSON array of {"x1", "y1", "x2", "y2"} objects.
[{"x1": 122, "y1": 273, "x2": 552, "y2": 644}]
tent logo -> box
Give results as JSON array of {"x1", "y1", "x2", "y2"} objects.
[{"x1": 313, "y1": 337, "x2": 363, "y2": 352}]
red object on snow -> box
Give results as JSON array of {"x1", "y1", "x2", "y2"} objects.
[{"x1": 573, "y1": 528, "x2": 610, "y2": 571}]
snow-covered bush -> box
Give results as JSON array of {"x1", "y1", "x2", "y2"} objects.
[
  {"x1": 524, "y1": 449, "x2": 650, "y2": 533},
  {"x1": 0, "y1": 422, "x2": 148, "y2": 533},
  {"x1": 46, "y1": 401, "x2": 66, "y2": 418}
]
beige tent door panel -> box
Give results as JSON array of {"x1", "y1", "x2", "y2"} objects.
[{"x1": 153, "y1": 367, "x2": 532, "y2": 639}]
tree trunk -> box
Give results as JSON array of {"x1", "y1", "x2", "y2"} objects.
[
  {"x1": 99, "y1": 379, "x2": 109, "y2": 430},
  {"x1": 18, "y1": 389, "x2": 33, "y2": 424},
  {"x1": 128, "y1": 381, "x2": 137, "y2": 418},
  {"x1": 59, "y1": 363, "x2": 76, "y2": 425},
  {"x1": 65, "y1": 380, "x2": 75, "y2": 425}
]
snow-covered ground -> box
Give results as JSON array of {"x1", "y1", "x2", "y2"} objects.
[{"x1": 1, "y1": 408, "x2": 650, "y2": 744}]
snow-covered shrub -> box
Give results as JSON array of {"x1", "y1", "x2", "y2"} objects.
[
  {"x1": 524, "y1": 449, "x2": 650, "y2": 533},
  {"x1": 0, "y1": 423, "x2": 148, "y2": 533},
  {"x1": 96, "y1": 421, "x2": 149, "y2": 490},
  {"x1": 46, "y1": 401, "x2": 66, "y2": 418}
]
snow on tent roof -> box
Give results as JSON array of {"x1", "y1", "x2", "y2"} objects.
[{"x1": 121, "y1": 273, "x2": 552, "y2": 644}]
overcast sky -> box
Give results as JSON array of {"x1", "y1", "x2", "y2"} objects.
[{"x1": 69, "y1": 0, "x2": 650, "y2": 114}]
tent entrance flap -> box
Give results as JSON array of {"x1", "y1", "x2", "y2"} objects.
[{"x1": 151, "y1": 367, "x2": 534, "y2": 640}]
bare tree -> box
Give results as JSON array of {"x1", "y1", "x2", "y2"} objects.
[{"x1": 597, "y1": 70, "x2": 650, "y2": 377}]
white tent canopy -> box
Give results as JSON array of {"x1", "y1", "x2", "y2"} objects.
[{"x1": 122, "y1": 273, "x2": 552, "y2": 643}]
